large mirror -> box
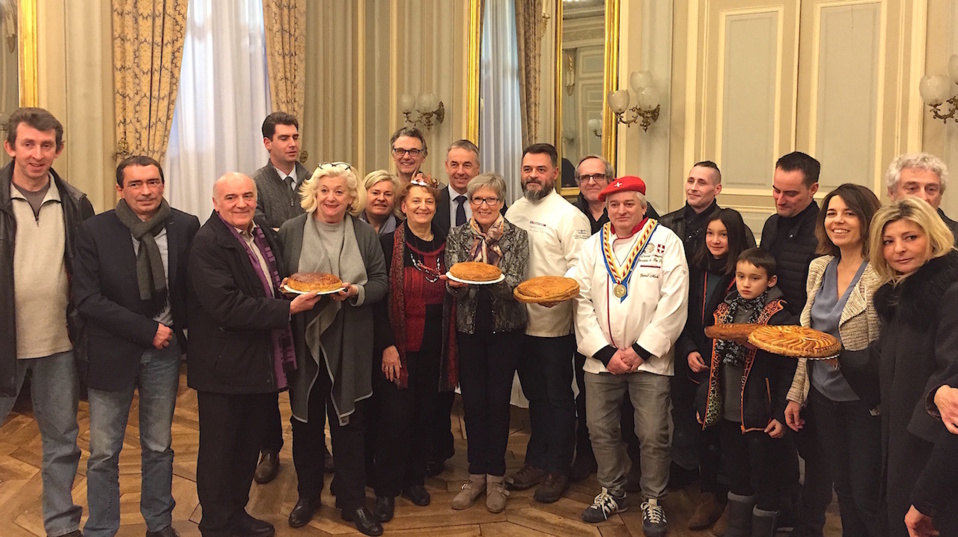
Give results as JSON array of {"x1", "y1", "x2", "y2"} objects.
[
  {"x1": 0, "y1": 0, "x2": 37, "y2": 165},
  {"x1": 469, "y1": 0, "x2": 619, "y2": 199}
]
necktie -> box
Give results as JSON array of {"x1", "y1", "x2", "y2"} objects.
[
  {"x1": 455, "y1": 195, "x2": 467, "y2": 226},
  {"x1": 284, "y1": 176, "x2": 295, "y2": 190}
]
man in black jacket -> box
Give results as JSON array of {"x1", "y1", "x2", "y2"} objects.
[
  {"x1": 885, "y1": 152, "x2": 958, "y2": 244},
  {"x1": 0, "y1": 108, "x2": 94, "y2": 537},
  {"x1": 760, "y1": 151, "x2": 828, "y2": 537},
  {"x1": 188, "y1": 172, "x2": 321, "y2": 537},
  {"x1": 74, "y1": 156, "x2": 199, "y2": 537}
]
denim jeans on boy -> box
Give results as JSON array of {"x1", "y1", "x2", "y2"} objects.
[
  {"x1": 83, "y1": 339, "x2": 181, "y2": 537},
  {"x1": 0, "y1": 350, "x2": 82, "y2": 537}
]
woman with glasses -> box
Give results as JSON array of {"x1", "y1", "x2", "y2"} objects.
[
  {"x1": 359, "y1": 170, "x2": 400, "y2": 235},
  {"x1": 278, "y1": 162, "x2": 388, "y2": 536},
  {"x1": 446, "y1": 173, "x2": 529, "y2": 513},
  {"x1": 369, "y1": 175, "x2": 457, "y2": 523}
]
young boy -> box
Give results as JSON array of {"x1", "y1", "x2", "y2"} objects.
[{"x1": 696, "y1": 248, "x2": 797, "y2": 537}]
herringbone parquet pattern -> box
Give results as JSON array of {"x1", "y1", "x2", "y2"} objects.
[{"x1": 0, "y1": 368, "x2": 841, "y2": 536}]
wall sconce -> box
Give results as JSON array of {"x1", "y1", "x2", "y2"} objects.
[
  {"x1": 561, "y1": 126, "x2": 576, "y2": 146},
  {"x1": 919, "y1": 54, "x2": 958, "y2": 124},
  {"x1": 399, "y1": 93, "x2": 445, "y2": 130},
  {"x1": 608, "y1": 71, "x2": 660, "y2": 132},
  {"x1": 587, "y1": 118, "x2": 602, "y2": 138},
  {"x1": 563, "y1": 50, "x2": 576, "y2": 96}
]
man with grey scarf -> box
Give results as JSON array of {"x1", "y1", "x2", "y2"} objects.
[{"x1": 73, "y1": 155, "x2": 199, "y2": 537}]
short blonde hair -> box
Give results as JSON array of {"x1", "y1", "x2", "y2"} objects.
[
  {"x1": 869, "y1": 197, "x2": 955, "y2": 284},
  {"x1": 363, "y1": 169, "x2": 399, "y2": 192},
  {"x1": 300, "y1": 163, "x2": 365, "y2": 217}
]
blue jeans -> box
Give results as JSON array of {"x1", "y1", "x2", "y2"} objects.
[
  {"x1": 0, "y1": 351, "x2": 82, "y2": 537},
  {"x1": 84, "y1": 340, "x2": 181, "y2": 537}
]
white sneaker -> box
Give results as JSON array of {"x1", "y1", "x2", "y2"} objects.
[
  {"x1": 641, "y1": 498, "x2": 668, "y2": 537},
  {"x1": 581, "y1": 487, "x2": 627, "y2": 522}
]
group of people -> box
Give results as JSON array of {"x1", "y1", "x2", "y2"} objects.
[{"x1": 1, "y1": 105, "x2": 957, "y2": 537}]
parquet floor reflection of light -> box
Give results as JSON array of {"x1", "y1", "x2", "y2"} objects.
[{"x1": 0, "y1": 367, "x2": 842, "y2": 536}]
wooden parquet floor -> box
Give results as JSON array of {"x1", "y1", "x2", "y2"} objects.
[{"x1": 0, "y1": 368, "x2": 842, "y2": 536}]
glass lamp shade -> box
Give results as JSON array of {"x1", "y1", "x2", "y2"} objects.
[
  {"x1": 587, "y1": 118, "x2": 602, "y2": 132},
  {"x1": 630, "y1": 71, "x2": 652, "y2": 92},
  {"x1": 636, "y1": 86, "x2": 659, "y2": 110},
  {"x1": 416, "y1": 93, "x2": 435, "y2": 111},
  {"x1": 608, "y1": 90, "x2": 630, "y2": 114},
  {"x1": 919, "y1": 75, "x2": 950, "y2": 105},
  {"x1": 399, "y1": 94, "x2": 416, "y2": 113}
]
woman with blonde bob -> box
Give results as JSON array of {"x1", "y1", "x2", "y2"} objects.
[
  {"x1": 359, "y1": 170, "x2": 401, "y2": 235},
  {"x1": 867, "y1": 197, "x2": 958, "y2": 537},
  {"x1": 278, "y1": 162, "x2": 388, "y2": 536}
]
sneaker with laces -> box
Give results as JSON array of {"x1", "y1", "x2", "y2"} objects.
[
  {"x1": 581, "y1": 487, "x2": 627, "y2": 522},
  {"x1": 641, "y1": 498, "x2": 669, "y2": 537}
]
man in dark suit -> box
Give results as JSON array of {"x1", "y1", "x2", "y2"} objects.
[
  {"x1": 250, "y1": 112, "x2": 315, "y2": 483},
  {"x1": 886, "y1": 152, "x2": 958, "y2": 244},
  {"x1": 189, "y1": 172, "x2": 321, "y2": 537},
  {"x1": 435, "y1": 139, "x2": 480, "y2": 236},
  {"x1": 73, "y1": 156, "x2": 200, "y2": 537}
]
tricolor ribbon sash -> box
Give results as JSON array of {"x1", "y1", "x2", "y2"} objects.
[{"x1": 600, "y1": 219, "x2": 658, "y2": 302}]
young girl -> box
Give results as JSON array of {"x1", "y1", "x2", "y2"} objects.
[
  {"x1": 674, "y1": 208, "x2": 750, "y2": 531},
  {"x1": 696, "y1": 248, "x2": 797, "y2": 537}
]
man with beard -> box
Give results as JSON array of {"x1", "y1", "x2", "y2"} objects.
[
  {"x1": 74, "y1": 156, "x2": 200, "y2": 537},
  {"x1": 390, "y1": 127, "x2": 428, "y2": 185},
  {"x1": 505, "y1": 143, "x2": 590, "y2": 503}
]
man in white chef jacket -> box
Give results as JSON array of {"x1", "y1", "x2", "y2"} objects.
[{"x1": 573, "y1": 175, "x2": 688, "y2": 537}]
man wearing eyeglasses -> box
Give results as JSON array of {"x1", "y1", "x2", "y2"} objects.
[
  {"x1": 390, "y1": 127, "x2": 428, "y2": 185},
  {"x1": 573, "y1": 155, "x2": 659, "y2": 236}
]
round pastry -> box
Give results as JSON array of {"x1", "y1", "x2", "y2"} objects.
[
  {"x1": 704, "y1": 323, "x2": 762, "y2": 344},
  {"x1": 449, "y1": 261, "x2": 502, "y2": 282},
  {"x1": 286, "y1": 272, "x2": 344, "y2": 293},
  {"x1": 747, "y1": 325, "x2": 841, "y2": 359},
  {"x1": 514, "y1": 276, "x2": 579, "y2": 304}
]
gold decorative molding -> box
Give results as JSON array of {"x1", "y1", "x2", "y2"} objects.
[
  {"x1": 601, "y1": 0, "x2": 620, "y2": 167},
  {"x1": 18, "y1": 0, "x2": 37, "y2": 107},
  {"x1": 466, "y1": 0, "x2": 481, "y2": 143}
]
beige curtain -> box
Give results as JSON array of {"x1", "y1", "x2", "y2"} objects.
[
  {"x1": 262, "y1": 0, "x2": 306, "y2": 117},
  {"x1": 514, "y1": 0, "x2": 544, "y2": 149},
  {"x1": 112, "y1": 0, "x2": 188, "y2": 162}
]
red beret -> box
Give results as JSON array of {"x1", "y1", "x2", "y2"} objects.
[{"x1": 598, "y1": 175, "x2": 647, "y2": 202}]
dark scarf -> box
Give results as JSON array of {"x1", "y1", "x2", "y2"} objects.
[
  {"x1": 221, "y1": 215, "x2": 297, "y2": 376},
  {"x1": 468, "y1": 215, "x2": 505, "y2": 266},
  {"x1": 715, "y1": 290, "x2": 768, "y2": 367},
  {"x1": 115, "y1": 198, "x2": 171, "y2": 315}
]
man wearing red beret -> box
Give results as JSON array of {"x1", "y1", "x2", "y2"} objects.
[{"x1": 573, "y1": 176, "x2": 688, "y2": 537}]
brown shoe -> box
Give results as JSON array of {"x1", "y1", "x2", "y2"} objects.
[
  {"x1": 324, "y1": 445, "x2": 335, "y2": 474},
  {"x1": 506, "y1": 465, "x2": 547, "y2": 490},
  {"x1": 711, "y1": 502, "x2": 730, "y2": 536},
  {"x1": 688, "y1": 492, "x2": 725, "y2": 530},
  {"x1": 533, "y1": 473, "x2": 569, "y2": 503},
  {"x1": 254, "y1": 450, "x2": 280, "y2": 484}
]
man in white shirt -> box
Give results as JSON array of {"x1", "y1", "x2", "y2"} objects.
[
  {"x1": 504, "y1": 143, "x2": 591, "y2": 503},
  {"x1": 573, "y1": 176, "x2": 688, "y2": 537}
]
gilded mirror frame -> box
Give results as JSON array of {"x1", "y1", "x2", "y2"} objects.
[
  {"x1": 466, "y1": 0, "x2": 620, "y2": 196},
  {"x1": 19, "y1": 0, "x2": 38, "y2": 107}
]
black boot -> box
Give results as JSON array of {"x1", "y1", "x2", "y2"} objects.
[
  {"x1": 750, "y1": 507, "x2": 778, "y2": 537},
  {"x1": 724, "y1": 492, "x2": 756, "y2": 537}
]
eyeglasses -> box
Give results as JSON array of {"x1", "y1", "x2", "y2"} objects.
[
  {"x1": 470, "y1": 196, "x2": 501, "y2": 206},
  {"x1": 578, "y1": 173, "x2": 608, "y2": 184},
  {"x1": 392, "y1": 147, "x2": 423, "y2": 157},
  {"x1": 318, "y1": 161, "x2": 351, "y2": 170}
]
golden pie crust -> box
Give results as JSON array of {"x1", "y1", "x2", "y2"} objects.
[
  {"x1": 747, "y1": 325, "x2": 841, "y2": 359},
  {"x1": 449, "y1": 261, "x2": 502, "y2": 282},
  {"x1": 514, "y1": 276, "x2": 580, "y2": 304},
  {"x1": 704, "y1": 323, "x2": 762, "y2": 344},
  {"x1": 286, "y1": 272, "x2": 344, "y2": 293}
]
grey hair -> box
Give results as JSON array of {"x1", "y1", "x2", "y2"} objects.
[
  {"x1": 885, "y1": 152, "x2": 949, "y2": 195},
  {"x1": 574, "y1": 155, "x2": 614, "y2": 182},
  {"x1": 606, "y1": 190, "x2": 648, "y2": 209},
  {"x1": 466, "y1": 172, "x2": 507, "y2": 200}
]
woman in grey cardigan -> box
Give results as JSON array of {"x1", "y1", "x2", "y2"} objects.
[
  {"x1": 445, "y1": 173, "x2": 528, "y2": 513},
  {"x1": 278, "y1": 162, "x2": 388, "y2": 536}
]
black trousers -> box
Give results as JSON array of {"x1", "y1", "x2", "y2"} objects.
[
  {"x1": 429, "y1": 391, "x2": 456, "y2": 461},
  {"x1": 699, "y1": 420, "x2": 725, "y2": 495},
  {"x1": 809, "y1": 388, "x2": 882, "y2": 537},
  {"x1": 517, "y1": 334, "x2": 576, "y2": 475},
  {"x1": 720, "y1": 419, "x2": 788, "y2": 511},
  {"x1": 261, "y1": 391, "x2": 284, "y2": 453},
  {"x1": 786, "y1": 396, "x2": 833, "y2": 535},
  {"x1": 458, "y1": 330, "x2": 521, "y2": 476},
  {"x1": 290, "y1": 365, "x2": 367, "y2": 510},
  {"x1": 196, "y1": 391, "x2": 271, "y2": 537},
  {"x1": 373, "y1": 348, "x2": 441, "y2": 497}
]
